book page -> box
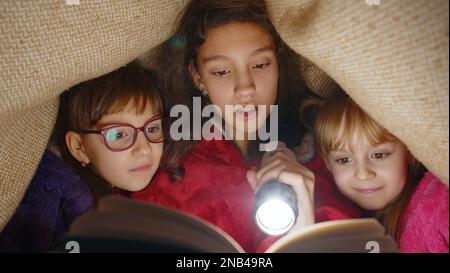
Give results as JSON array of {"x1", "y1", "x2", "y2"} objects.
[
  {"x1": 69, "y1": 196, "x2": 245, "y2": 253},
  {"x1": 265, "y1": 218, "x2": 398, "y2": 253}
]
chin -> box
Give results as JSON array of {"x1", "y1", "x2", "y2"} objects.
[
  {"x1": 357, "y1": 201, "x2": 387, "y2": 211},
  {"x1": 127, "y1": 180, "x2": 151, "y2": 192},
  {"x1": 127, "y1": 185, "x2": 147, "y2": 192}
]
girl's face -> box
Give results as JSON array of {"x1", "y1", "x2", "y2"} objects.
[
  {"x1": 190, "y1": 22, "x2": 279, "y2": 137},
  {"x1": 79, "y1": 102, "x2": 163, "y2": 191},
  {"x1": 325, "y1": 128, "x2": 411, "y2": 211}
]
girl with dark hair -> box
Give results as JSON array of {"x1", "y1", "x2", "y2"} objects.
[
  {"x1": 0, "y1": 62, "x2": 169, "y2": 252},
  {"x1": 57, "y1": 62, "x2": 167, "y2": 203},
  {"x1": 133, "y1": 0, "x2": 361, "y2": 252}
]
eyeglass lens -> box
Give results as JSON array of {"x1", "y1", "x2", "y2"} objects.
[{"x1": 104, "y1": 119, "x2": 164, "y2": 150}]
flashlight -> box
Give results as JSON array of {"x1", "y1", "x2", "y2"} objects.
[{"x1": 253, "y1": 179, "x2": 299, "y2": 235}]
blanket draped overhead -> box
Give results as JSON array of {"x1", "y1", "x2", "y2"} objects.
[{"x1": 0, "y1": 0, "x2": 448, "y2": 231}]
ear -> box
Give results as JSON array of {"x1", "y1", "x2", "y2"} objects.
[
  {"x1": 65, "y1": 131, "x2": 90, "y2": 164},
  {"x1": 188, "y1": 63, "x2": 206, "y2": 91}
]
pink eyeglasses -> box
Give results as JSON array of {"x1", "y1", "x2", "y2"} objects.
[{"x1": 78, "y1": 116, "x2": 169, "y2": 152}]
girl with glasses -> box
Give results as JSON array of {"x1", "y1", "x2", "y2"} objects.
[
  {"x1": 0, "y1": 62, "x2": 167, "y2": 252},
  {"x1": 56, "y1": 62, "x2": 167, "y2": 203}
]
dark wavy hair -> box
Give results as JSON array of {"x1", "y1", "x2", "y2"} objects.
[{"x1": 157, "y1": 0, "x2": 317, "y2": 182}]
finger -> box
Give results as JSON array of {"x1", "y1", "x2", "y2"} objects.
[
  {"x1": 282, "y1": 165, "x2": 315, "y2": 202},
  {"x1": 259, "y1": 151, "x2": 295, "y2": 175},
  {"x1": 256, "y1": 157, "x2": 285, "y2": 183},
  {"x1": 304, "y1": 174, "x2": 315, "y2": 201},
  {"x1": 275, "y1": 141, "x2": 287, "y2": 150},
  {"x1": 257, "y1": 155, "x2": 312, "y2": 185},
  {"x1": 283, "y1": 160, "x2": 315, "y2": 183},
  {"x1": 256, "y1": 164, "x2": 288, "y2": 190},
  {"x1": 246, "y1": 169, "x2": 258, "y2": 191},
  {"x1": 268, "y1": 166, "x2": 314, "y2": 205},
  {"x1": 256, "y1": 159, "x2": 288, "y2": 184},
  {"x1": 256, "y1": 154, "x2": 316, "y2": 200},
  {"x1": 277, "y1": 171, "x2": 314, "y2": 217},
  {"x1": 261, "y1": 148, "x2": 293, "y2": 167}
]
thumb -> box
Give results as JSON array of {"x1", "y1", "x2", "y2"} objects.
[{"x1": 246, "y1": 169, "x2": 258, "y2": 191}]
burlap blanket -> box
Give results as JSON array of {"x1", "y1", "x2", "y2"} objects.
[{"x1": 0, "y1": 0, "x2": 448, "y2": 231}]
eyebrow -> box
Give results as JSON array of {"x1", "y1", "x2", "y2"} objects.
[
  {"x1": 94, "y1": 120, "x2": 129, "y2": 129},
  {"x1": 329, "y1": 145, "x2": 354, "y2": 154},
  {"x1": 203, "y1": 55, "x2": 228, "y2": 64},
  {"x1": 95, "y1": 115, "x2": 160, "y2": 129},
  {"x1": 203, "y1": 46, "x2": 275, "y2": 64},
  {"x1": 250, "y1": 46, "x2": 275, "y2": 56},
  {"x1": 329, "y1": 149, "x2": 350, "y2": 154}
]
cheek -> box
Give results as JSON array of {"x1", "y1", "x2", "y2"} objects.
[
  {"x1": 384, "y1": 161, "x2": 408, "y2": 191},
  {"x1": 91, "y1": 152, "x2": 128, "y2": 179},
  {"x1": 208, "y1": 93, "x2": 229, "y2": 108},
  {"x1": 330, "y1": 167, "x2": 353, "y2": 190},
  {"x1": 83, "y1": 139, "x2": 128, "y2": 180},
  {"x1": 204, "y1": 83, "x2": 233, "y2": 109},
  {"x1": 203, "y1": 74, "x2": 232, "y2": 94},
  {"x1": 255, "y1": 72, "x2": 278, "y2": 102},
  {"x1": 381, "y1": 151, "x2": 409, "y2": 183},
  {"x1": 268, "y1": 65, "x2": 279, "y2": 90},
  {"x1": 83, "y1": 137, "x2": 110, "y2": 165},
  {"x1": 152, "y1": 143, "x2": 164, "y2": 164}
]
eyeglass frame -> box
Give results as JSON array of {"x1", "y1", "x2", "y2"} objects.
[{"x1": 77, "y1": 115, "x2": 167, "y2": 152}]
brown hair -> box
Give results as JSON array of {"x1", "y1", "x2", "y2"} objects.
[
  {"x1": 315, "y1": 92, "x2": 426, "y2": 241},
  {"x1": 52, "y1": 62, "x2": 164, "y2": 203},
  {"x1": 158, "y1": 0, "x2": 317, "y2": 182}
]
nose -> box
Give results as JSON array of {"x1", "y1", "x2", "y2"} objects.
[
  {"x1": 355, "y1": 161, "x2": 376, "y2": 181},
  {"x1": 234, "y1": 69, "x2": 256, "y2": 101},
  {"x1": 132, "y1": 131, "x2": 152, "y2": 156}
]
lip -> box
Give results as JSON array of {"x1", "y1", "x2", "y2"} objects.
[
  {"x1": 354, "y1": 186, "x2": 384, "y2": 194},
  {"x1": 234, "y1": 105, "x2": 258, "y2": 121},
  {"x1": 130, "y1": 164, "x2": 152, "y2": 173}
]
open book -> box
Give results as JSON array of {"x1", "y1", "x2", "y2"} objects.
[{"x1": 62, "y1": 196, "x2": 399, "y2": 253}]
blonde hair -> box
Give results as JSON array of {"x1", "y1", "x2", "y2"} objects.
[
  {"x1": 314, "y1": 92, "x2": 425, "y2": 241},
  {"x1": 315, "y1": 93, "x2": 398, "y2": 160}
]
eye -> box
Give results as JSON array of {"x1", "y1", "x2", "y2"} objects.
[
  {"x1": 145, "y1": 125, "x2": 161, "y2": 134},
  {"x1": 372, "y1": 152, "x2": 390, "y2": 160},
  {"x1": 253, "y1": 63, "x2": 270, "y2": 70},
  {"x1": 335, "y1": 156, "x2": 353, "y2": 165},
  {"x1": 212, "y1": 69, "x2": 230, "y2": 77},
  {"x1": 106, "y1": 129, "x2": 129, "y2": 141}
]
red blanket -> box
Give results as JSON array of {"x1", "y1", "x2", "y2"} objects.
[{"x1": 132, "y1": 139, "x2": 361, "y2": 252}]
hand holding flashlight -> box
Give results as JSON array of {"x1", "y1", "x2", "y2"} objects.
[{"x1": 247, "y1": 142, "x2": 315, "y2": 235}]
